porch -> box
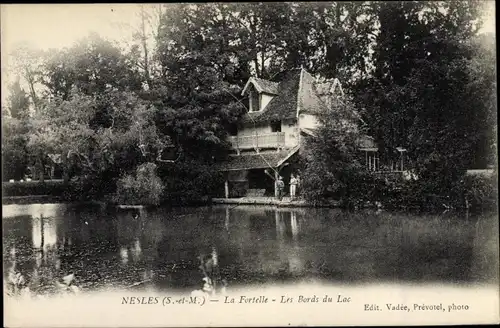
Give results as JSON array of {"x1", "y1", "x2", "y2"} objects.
[{"x1": 216, "y1": 146, "x2": 300, "y2": 198}]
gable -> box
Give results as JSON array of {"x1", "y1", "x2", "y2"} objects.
[
  {"x1": 241, "y1": 77, "x2": 279, "y2": 96},
  {"x1": 297, "y1": 70, "x2": 327, "y2": 115},
  {"x1": 241, "y1": 70, "x2": 301, "y2": 124},
  {"x1": 240, "y1": 69, "x2": 329, "y2": 125}
]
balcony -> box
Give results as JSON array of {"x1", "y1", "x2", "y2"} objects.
[{"x1": 229, "y1": 132, "x2": 285, "y2": 152}]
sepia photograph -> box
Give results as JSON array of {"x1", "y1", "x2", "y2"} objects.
[{"x1": 2, "y1": 2, "x2": 498, "y2": 327}]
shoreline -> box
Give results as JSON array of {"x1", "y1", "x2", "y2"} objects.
[
  {"x1": 1, "y1": 195, "x2": 487, "y2": 213},
  {"x1": 211, "y1": 197, "x2": 341, "y2": 208},
  {"x1": 2, "y1": 195, "x2": 343, "y2": 209}
]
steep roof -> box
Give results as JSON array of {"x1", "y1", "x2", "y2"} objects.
[
  {"x1": 242, "y1": 70, "x2": 301, "y2": 124},
  {"x1": 240, "y1": 68, "x2": 327, "y2": 124},
  {"x1": 241, "y1": 77, "x2": 279, "y2": 95},
  {"x1": 297, "y1": 70, "x2": 326, "y2": 115}
]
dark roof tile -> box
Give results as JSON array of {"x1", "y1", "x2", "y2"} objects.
[
  {"x1": 241, "y1": 69, "x2": 330, "y2": 124},
  {"x1": 242, "y1": 70, "x2": 301, "y2": 124},
  {"x1": 252, "y1": 78, "x2": 279, "y2": 95},
  {"x1": 298, "y1": 70, "x2": 327, "y2": 115}
]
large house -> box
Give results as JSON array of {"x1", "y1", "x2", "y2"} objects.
[{"x1": 217, "y1": 68, "x2": 405, "y2": 198}]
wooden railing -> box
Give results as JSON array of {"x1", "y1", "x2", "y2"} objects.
[{"x1": 229, "y1": 132, "x2": 285, "y2": 150}]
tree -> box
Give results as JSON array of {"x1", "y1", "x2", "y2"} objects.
[
  {"x1": 2, "y1": 80, "x2": 31, "y2": 180},
  {"x1": 465, "y1": 32, "x2": 496, "y2": 168},
  {"x1": 113, "y1": 5, "x2": 166, "y2": 90},
  {"x1": 114, "y1": 162, "x2": 165, "y2": 205},
  {"x1": 7, "y1": 79, "x2": 30, "y2": 119},
  {"x1": 41, "y1": 33, "x2": 143, "y2": 100},
  {"x1": 346, "y1": 0, "x2": 494, "y2": 207},
  {"x1": 354, "y1": 1, "x2": 487, "y2": 170},
  {"x1": 28, "y1": 87, "x2": 165, "y2": 185},
  {"x1": 301, "y1": 92, "x2": 373, "y2": 207},
  {"x1": 2, "y1": 116, "x2": 30, "y2": 181},
  {"x1": 155, "y1": 4, "x2": 248, "y2": 158},
  {"x1": 8, "y1": 43, "x2": 44, "y2": 111}
]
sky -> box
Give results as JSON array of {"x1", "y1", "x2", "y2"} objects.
[
  {"x1": 1, "y1": 4, "x2": 148, "y2": 102},
  {"x1": 0, "y1": 2, "x2": 496, "y2": 102},
  {"x1": 1, "y1": 4, "x2": 142, "y2": 51}
]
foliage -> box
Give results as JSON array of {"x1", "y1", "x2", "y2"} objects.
[
  {"x1": 463, "y1": 173, "x2": 498, "y2": 210},
  {"x1": 154, "y1": 4, "x2": 249, "y2": 161},
  {"x1": 364, "y1": 171, "x2": 498, "y2": 211},
  {"x1": 353, "y1": 1, "x2": 495, "y2": 200},
  {"x1": 2, "y1": 118, "x2": 30, "y2": 181},
  {"x1": 41, "y1": 33, "x2": 143, "y2": 100},
  {"x1": 27, "y1": 87, "x2": 165, "y2": 184},
  {"x1": 7, "y1": 79, "x2": 30, "y2": 119},
  {"x1": 157, "y1": 158, "x2": 225, "y2": 204},
  {"x1": 3, "y1": 3, "x2": 495, "y2": 208},
  {"x1": 300, "y1": 95, "x2": 370, "y2": 207},
  {"x1": 114, "y1": 162, "x2": 165, "y2": 206},
  {"x1": 2, "y1": 180, "x2": 67, "y2": 197},
  {"x1": 7, "y1": 43, "x2": 44, "y2": 110},
  {"x1": 2, "y1": 81, "x2": 31, "y2": 181}
]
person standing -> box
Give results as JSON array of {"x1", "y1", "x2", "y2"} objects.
[
  {"x1": 276, "y1": 176, "x2": 285, "y2": 200},
  {"x1": 295, "y1": 174, "x2": 301, "y2": 197},
  {"x1": 289, "y1": 174, "x2": 298, "y2": 201}
]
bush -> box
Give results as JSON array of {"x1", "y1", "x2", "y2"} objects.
[
  {"x1": 157, "y1": 158, "x2": 224, "y2": 205},
  {"x1": 2, "y1": 116, "x2": 30, "y2": 181},
  {"x1": 62, "y1": 174, "x2": 117, "y2": 202},
  {"x1": 373, "y1": 170, "x2": 498, "y2": 211},
  {"x1": 463, "y1": 172, "x2": 498, "y2": 210},
  {"x1": 113, "y1": 162, "x2": 164, "y2": 206},
  {"x1": 2, "y1": 180, "x2": 67, "y2": 197}
]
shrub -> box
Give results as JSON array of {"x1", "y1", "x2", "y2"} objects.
[
  {"x1": 2, "y1": 180, "x2": 67, "y2": 197},
  {"x1": 63, "y1": 174, "x2": 117, "y2": 202},
  {"x1": 113, "y1": 162, "x2": 164, "y2": 206},
  {"x1": 157, "y1": 158, "x2": 224, "y2": 205},
  {"x1": 463, "y1": 172, "x2": 498, "y2": 210}
]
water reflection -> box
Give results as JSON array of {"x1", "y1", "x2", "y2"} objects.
[
  {"x1": 2, "y1": 203, "x2": 498, "y2": 293},
  {"x1": 31, "y1": 216, "x2": 57, "y2": 250}
]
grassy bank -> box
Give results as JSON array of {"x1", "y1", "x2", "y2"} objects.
[{"x1": 2, "y1": 180, "x2": 114, "y2": 203}]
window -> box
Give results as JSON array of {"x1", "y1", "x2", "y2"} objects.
[
  {"x1": 270, "y1": 120, "x2": 281, "y2": 132},
  {"x1": 228, "y1": 123, "x2": 238, "y2": 136},
  {"x1": 249, "y1": 89, "x2": 260, "y2": 112}
]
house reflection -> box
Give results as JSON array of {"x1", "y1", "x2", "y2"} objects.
[
  {"x1": 275, "y1": 208, "x2": 306, "y2": 274},
  {"x1": 275, "y1": 208, "x2": 303, "y2": 242},
  {"x1": 117, "y1": 212, "x2": 144, "y2": 264},
  {"x1": 31, "y1": 215, "x2": 59, "y2": 268},
  {"x1": 119, "y1": 239, "x2": 143, "y2": 264},
  {"x1": 7, "y1": 245, "x2": 17, "y2": 274},
  {"x1": 120, "y1": 247, "x2": 129, "y2": 264},
  {"x1": 131, "y1": 238, "x2": 142, "y2": 262},
  {"x1": 291, "y1": 211, "x2": 299, "y2": 241},
  {"x1": 26, "y1": 204, "x2": 61, "y2": 220},
  {"x1": 225, "y1": 207, "x2": 230, "y2": 232},
  {"x1": 275, "y1": 211, "x2": 286, "y2": 241},
  {"x1": 228, "y1": 206, "x2": 307, "y2": 276}
]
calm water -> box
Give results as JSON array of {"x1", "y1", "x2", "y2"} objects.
[{"x1": 2, "y1": 203, "x2": 498, "y2": 294}]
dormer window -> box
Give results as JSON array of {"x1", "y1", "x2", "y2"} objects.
[
  {"x1": 241, "y1": 77, "x2": 279, "y2": 113},
  {"x1": 249, "y1": 86, "x2": 260, "y2": 112}
]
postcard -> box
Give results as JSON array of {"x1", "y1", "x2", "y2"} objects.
[{"x1": 2, "y1": 3, "x2": 498, "y2": 327}]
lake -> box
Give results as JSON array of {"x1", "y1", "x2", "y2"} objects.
[{"x1": 2, "y1": 203, "x2": 499, "y2": 295}]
